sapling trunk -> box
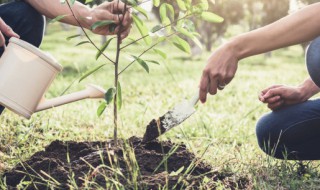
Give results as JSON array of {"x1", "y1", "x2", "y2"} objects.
[
  {"x1": 113, "y1": 0, "x2": 127, "y2": 145},
  {"x1": 113, "y1": 32, "x2": 121, "y2": 145},
  {"x1": 64, "y1": 0, "x2": 204, "y2": 146}
]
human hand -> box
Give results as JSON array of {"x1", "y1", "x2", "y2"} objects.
[
  {"x1": 199, "y1": 43, "x2": 239, "y2": 103},
  {"x1": 0, "y1": 18, "x2": 20, "y2": 47},
  {"x1": 258, "y1": 85, "x2": 306, "y2": 110},
  {"x1": 89, "y1": 1, "x2": 132, "y2": 40}
]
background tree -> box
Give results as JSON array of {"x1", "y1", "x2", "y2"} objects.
[
  {"x1": 192, "y1": 0, "x2": 245, "y2": 51},
  {"x1": 260, "y1": 0, "x2": 290, "y2": 57}
]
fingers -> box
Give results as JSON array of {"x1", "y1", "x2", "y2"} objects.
[
  {"x1": 0, "y1": 18, "x2": 19, "y2": 47},
  {"x1": 258, "y1": 91, "x2": 285, "y2": 110},
  {"x1": 122, "y1": 8, "x2": 132, "y2": 27},
  {"x1": 260, "y1": 88, "x2": 283, "y2": 102},
  {"x1": 199, "y1": 70, "x2": 209, "y2": 103},
  {"x1": 265, "y1": 95, "x2": 281, "y2": 104},
  {"x1": 0, "y1": 31, "x2": 5, "y2": 47},
  {"x1": 268, "y1": 99, "x2": 284, "y2": 110},
  {"x1": 92, "y1": 1, "x2": 132, "y2": 38},
  {"x1": 0, "y1": 18, "x2": 19, "y2": 38},
  {"x1": 260, "y1": 85, "x2": 282, "y2": 96}
]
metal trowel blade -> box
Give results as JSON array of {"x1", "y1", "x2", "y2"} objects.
[{"x1": 142, "y1": 94, "x2": 199, "y2": 142}]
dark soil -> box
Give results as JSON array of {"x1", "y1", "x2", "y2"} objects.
[
  {"x1": 3, "y1": 137, "x2": 250, "y2": 189},
  {"x1": 142, "y1": 116, "x2": 167, "y2": 142}
]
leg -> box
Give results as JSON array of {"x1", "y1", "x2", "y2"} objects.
[
  {"x1": 0, "y1": 1, "x2": 45, "y2": 114},
  {"x1": 256, "y1": 99, "x2": 320, "y2": 160}
]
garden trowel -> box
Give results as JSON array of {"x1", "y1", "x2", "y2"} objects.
[{"x1": 142, "y1": 93, "x2": 199, "y2": 142}]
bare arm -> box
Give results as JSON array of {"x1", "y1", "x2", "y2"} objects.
[
  {"x1": 25, "y1": 0, "x2": 132, "y2": 37},
  {"x1": 234, "y1": 3, "x2": 320, "y2": 59},
  {"x1": 25, "y1": 0, "x2": 93, "y2": 28},
  {"x1": 199, "y1": 3, "x2": 320, "y2": 103}
]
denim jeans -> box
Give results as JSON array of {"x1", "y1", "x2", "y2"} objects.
[
  {"x1": 255, "y1": 35, "x2": 320, "y2": 160},
  {"x1": 0, "y1": 1, "x2": 45, "y2": 114},
  {"x1": 256, "y1": 99, "x2": 320, "y2": 160}
]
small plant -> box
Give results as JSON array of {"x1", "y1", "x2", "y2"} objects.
[{"x1": 58, "y1": 0, "x2": 223, "y2": 144}]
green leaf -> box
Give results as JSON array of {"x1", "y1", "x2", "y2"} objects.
[
  {"x1": 126, "y1": 0, "x2": 138, "y2": 6},
  {"x1": 117, "y1": 82, "x2": 122, "y2": 110},
  {"x1": 49, "y1": 15, "x2": 67, "y2": 23},
  {"x1": 91, "y1": 20, "x2": 114, "y2": 30},
  {"x1": 153, "y1": 0, "x2": 160, "y2": 7},
  {"x1": 96, "y1": 37, "x2": 115, "y2": 60},
  {"x1": 165, "y1": 3, "x2": 175, "y2": 20},
  {"x1": 191, "y1": 36, "x2": 203, "y2": 50},
  {"x1": 151, "y1": 25, "x2": 163, "y2": 33},
  {"x1": 159, "y1": 4, "x2": 168, "y2": 23},
  {"x1": 198, "y1": 0, "x2": 209, "y2": 10},
  {"x1": 177, "y1": 27, "x2": 193, "y2": 38},
  {"x1": 177, "y1": 27, "x2": 203, "y2": 49},
  {"x1": 105, "y1": 87, "x2": 116, "y2": 104},
  {"x1": 169, "y1": 166, "x2": 185, "y2": 176},
  {"x1": 132, "y1": 14, "x2": 151, "y2": 45},
  {"x1": 75, "y1": 41, "x2": 90, "y2": 46},
  {"x1": 78, "y1": 64, "x2": 106, "y2": 82},
  {"x1": 70, "y1": 0, "x2": 76, "y2": 5},
  {"x1": 85, "y1": 0, "x2": 93, "y2": 3},
  {"x1": 156, "y1": 36, "x2": 166, "y2": 43},
  {"x1": 153, "y1": 48, "x2": 167, "y2": 59},
  {"x1": 132, "y1": 55, "x2": 149, "y2": 73},
  {"x1": 97, "y1": 102, "x2": 107, "y2": 117},
  {"x1": 66, "y1": 34, "x2": 81, "y2": 41},
  {"x1": 162, "y1": 17, "x2": 171, "y2": 27},
  {"x1": 172, "y1": 36, "x2": 191, "y2": 54},
  {"x1": 146, "y1": 60, "x2": 160, "y2": 65},
  {"x1": 200, "y1": 12, "x2": 224, "y2": 23},
  {"x1": 177, "y1": 0, "x2": 187, "y2": 11},
  {"x1": 134, "y1": 6, "x2": 148, "y2": 19}
]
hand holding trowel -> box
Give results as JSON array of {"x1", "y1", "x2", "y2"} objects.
[{"x1": 142, "y1": 92, "x2": 199, "y2": 142}]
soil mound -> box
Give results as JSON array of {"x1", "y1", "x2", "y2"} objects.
[{"x1": 4, "y1": 137, "x2": 249, "y2": 189}]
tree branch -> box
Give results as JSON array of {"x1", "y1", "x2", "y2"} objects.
[
  {"x1": 118, "y1": 32, "x2": 177, "y2": 75},
  {"x1": 120, "y1": 13, "x2": 192, "y2": 50}
]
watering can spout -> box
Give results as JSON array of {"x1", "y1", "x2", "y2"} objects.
[{"x1": 35, "y1": 84, "x2": 106, "y2": 112}]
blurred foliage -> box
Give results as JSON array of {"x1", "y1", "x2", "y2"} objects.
[
  {"x1": 261, "y1": 0, "x2": 290, "y2": 26},
  {"x1": 192, "y1": 0, "x2": 245, "y2": 51},
  {"x1": 300, "y1": 0, "x2": 320, "y2": 4}
]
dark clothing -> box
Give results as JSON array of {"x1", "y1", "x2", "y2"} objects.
[{"x1": 256, "y1": 99, "x2": 320, "y2": 160}]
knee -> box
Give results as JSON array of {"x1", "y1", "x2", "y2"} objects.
[{"x1": 255, "y1": 113, "x2": 286, "y2": 159}]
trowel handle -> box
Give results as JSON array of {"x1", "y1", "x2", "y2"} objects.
[{"x1": 190, "y1": 92, "x2": 199, "y2": 106}]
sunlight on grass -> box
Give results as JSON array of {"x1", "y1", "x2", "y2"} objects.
[{"x1": 1, "y1": 23, "x2": 320, "y2": 189}]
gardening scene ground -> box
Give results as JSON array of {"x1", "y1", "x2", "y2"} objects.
[{"x1": 1, "y1": 16, "x2": 320, "y2": 189}]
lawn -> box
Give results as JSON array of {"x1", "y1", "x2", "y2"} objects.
[{"x1": 1, "y1": 22, "x2": 320, "y2": 189}]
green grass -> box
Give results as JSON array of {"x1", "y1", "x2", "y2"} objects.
[{"x1": 1, "y1": 23, "x2": 320, "y2": 189}]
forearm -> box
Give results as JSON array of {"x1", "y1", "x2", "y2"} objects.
[
  {"x1": 230, "y1": 3, "x2": 320, "y2": 60},
  {"x1": 299, "y1": 78, "x2": 320, "y2": 100},
  {"x1": 24, "y1": 0, "x2": 92, "y2": 29}
]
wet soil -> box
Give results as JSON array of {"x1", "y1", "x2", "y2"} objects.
[{"x1": 3, "y1": 137, "x2": 249, "y2": 189}]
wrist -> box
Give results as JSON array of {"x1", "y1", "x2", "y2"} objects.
[
  {"x1": 297, "y1": 86, "x2": 310, "y2": 102},
  {"x1": 227, "y1": 36, "x2": 248, "y2": 61},
  {"x1": 298, "y1": 78, "x2": 319, "y2": 101},
  {"x1": 73, "y1": 4, "x2": 92, "y2": 29}
]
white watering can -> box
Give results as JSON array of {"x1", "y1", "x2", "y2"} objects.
[{"x1": 0, "y1": 37, "x2": 106, "y2": 119}]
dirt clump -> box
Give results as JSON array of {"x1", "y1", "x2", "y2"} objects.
[{"x1": 3, "y1": 136, "x2": 250, "y2": 189}]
